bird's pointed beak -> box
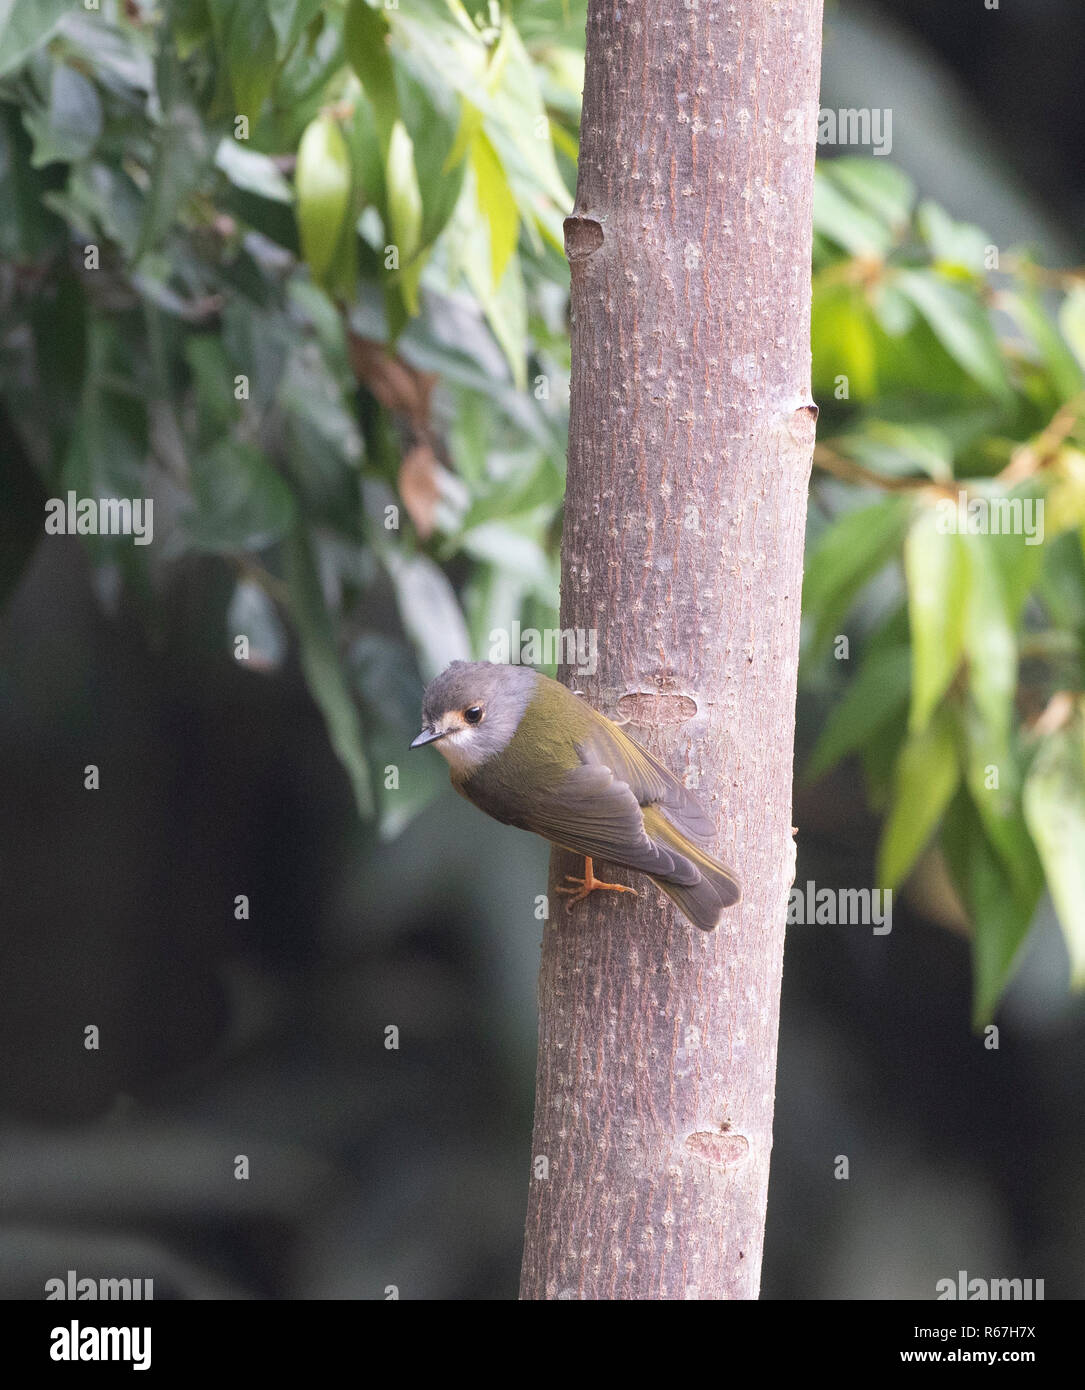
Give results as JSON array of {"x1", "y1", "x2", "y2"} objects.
[{"x1": 410, "y1": 726, "x2": 446, "y2": 749}]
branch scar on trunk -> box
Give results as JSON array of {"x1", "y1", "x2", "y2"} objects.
[
  {"x1": 617, "y1": 692, "x2": 699, "y2": 725},
  {"x1": 685, "y1": 1131, "x2": 751, "y2": 1170},
  {"x1": 564, "y1": 214, "x2": 605, "y2": 261}
]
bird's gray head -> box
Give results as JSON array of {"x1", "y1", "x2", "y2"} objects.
[{"x1": 410, "y1": 660, "x2": 539, "y2": 777}]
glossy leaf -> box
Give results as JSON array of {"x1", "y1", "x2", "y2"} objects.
[
  {"x1": 1024, "y1": 722, "x2": 1085, "y2": 988},
  {"x1": 960, "y1": 529, "x2": 1017, "y2": 744},
  {"x1": 956, "y1": 698, "x2": 1041, "y2": 906},
  {"x1": 917, "y1": 200, "x2": 991, "y2": 277},
  {"x1": 897, "y1": 271, "x2": 1011, "y2": 400},
  {"x1": 820, "y1": 158, "x2": 915, "y2": 239},
  {"x1": 185, "y1": 440, "x2": 297, "y2": 552},
  {"x1": 0, "y1": 0, "x2": 70, "y2": 78},
  {"x1": 471, "y1": 130, "x2": 518, "y2": 288},
  {"x1": 211, "y1": 0, "x2": 278, "y2": 124},
  {"x1": 137, "y1": 61, "x2": 209, "y2": 257},
  {"x1": 877, "y1": 705, "x2": 960, "y2": 890},
  {"x1": 942, "y1": 791, "x2": 1039, "y2": 1025},
  {"x1": 215, "y1": 138, "x2": 293, "y2": 203},
  {"x1": 385, "y1": 119, "x2": 423, "y2": 273},
  {"x1": 295, "y1": 114, "x2": 354, "y2": 293},
  {"x1": 806, "y1": 645, "x2": 911, "y2": 782},
  {"x1": 267, "y1": 0, "x2": 323, "y2": 55},
  {"x1": 285, "y1": 526, "x2": 375, "y2": 818},
  {"x1": 905, "y1": 505, "x2": 969, "y2": 733},
  {"x1": 811, "y1": 282, "x2": 879, "y2": 400},
  {"x1": 344, "y1": 0, "x2": 398, "y2": 149},
  {"x1": 1059, "y1": 288, "x2": 1085, "y2": 374},
  {"x1": 383, "y1": 548, "x2": 472, "y2": 681},
  {"x1": 23, "y1": 63, "x2": 103, "y2": 168},
  {"x1": 813, "y1": 175, "x2": 895, "y2": 258},
  {"x1": 803, "y1": 497, "x2": 908, "y2": 657}
]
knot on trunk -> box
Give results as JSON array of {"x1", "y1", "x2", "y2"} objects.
[
  {"x1": 617, "y1": 691, "x2": 698, "y2": 725},
  {"x1": 686, "y1": 1131, "x2": 750, "y2": 1170},
  {"x1": 564, "y1": 214, "x2": 604, "y2": 262}
]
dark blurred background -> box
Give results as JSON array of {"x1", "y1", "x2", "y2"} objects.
[{"x1": 2, "y1": 0, "x2": 1084, "y2": 1299}]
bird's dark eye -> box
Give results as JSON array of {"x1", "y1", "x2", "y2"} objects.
[{"x1": 464, "y1": 705, "x2": 483, "y2": 725}]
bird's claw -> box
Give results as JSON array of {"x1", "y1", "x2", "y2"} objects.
[{"x1": 556, "y1": 872, "x2": 638, "y2": 911}]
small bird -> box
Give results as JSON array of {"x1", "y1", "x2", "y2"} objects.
[{"x1": 410, "y1": 660, "x2": 740, "y2": 930}]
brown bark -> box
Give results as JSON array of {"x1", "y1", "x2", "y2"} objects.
[{"x1": 519, "y1": 1, "x2": 823, "y2": 1300}]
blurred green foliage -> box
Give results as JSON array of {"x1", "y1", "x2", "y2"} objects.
[
  {"x1": 1, "y1": 0, "x2": 1083, "y2": 1020},
  {"x1": 808, "y1": 163, "x2": 1085, "y2": 1019}
]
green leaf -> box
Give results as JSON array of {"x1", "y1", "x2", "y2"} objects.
[
  {"x1": 942, "y1": 791, "x2": 1038, "y2": 1025},
  {"x1": 43, "y1": 162, "x2": 144, "y2": 258},
  {"x1": 279, "y1": 342, "x2": 363, "y2": 465},
  {"x1": 457, "y1": 521, "x2": 555, "y2": 593},
  {"x1": 350, "y1": 633, "x2": 446, "y2": 840},
  {"x1": 802, "y1": 497, "x2": 908, "y2": 657},
  {"x1": 351, "y1": 632, "x2": 422, "y2": 733},
  {"x1": 1002, "y1": 287, "x2": 1084, "y2": 401},
  {"x1": 896, "y1": 271, "x2": 1011, "y2": 400},
  {"x1": 981, "y1": 499, "x2": 1046, "y2": 619},
  {"x1": 960, "y1": 529, "x2": 1017, "y2": 744},
  {"x1": 471, "y1": 129, "x2": 518, "y2": 288},
  {"x1": 397, "y1": 66, "x2": 466, "y2": 252},
  {"x1": 1059, "y1": 287, "x2": 1085, "y2": 376},
  {"x1": 295, "y1": 113, "x2": 355, "y2": 293},
  {"x1": 209, "y1": 0, "x2": 278, "y2": 124},
  {"x1": 344, "y1": 86, "x2": 385, "y2": 211},
  {"x1": 22, "y1": 63, "x2": 103, "y2": 168},
  {"x1": 811, "y1": 282, "x2": 879, "y2": 400},
  {"x1": 267, "y1": 0, "x2": 323, "y2": 56},
  {"x1": 173, "y1": 0, "x2": 215, "y2": 59},
  {"x1": 367, "y1": 726, "x2": 447, "y2": 841},
  {"x1": 820, "y1": 158, "x2": 915, "y2": 238},
  {"x1": 877, "y1": 705, "x2": 960, "y2": 889},
  {"x1": 813, "y1": 174, "x2": 895, "y2": 258},
  {"x1": 957, "y1": 698, "x2": 1041, "y2": 905},
  {"x1": 871, "y1": 282, "x2": 916, "y2": 337},
  {"x1": 344, "y1": 0, "x2": 398, "y2": 149},
  {"x1": 382, "y1": 548, "x2": 472, "y2": 681},
  {"x1": 917, "y1": 200, "x2": 991, "y2": 277},
  {"x1": 905, "y1": 506, "x2": 969, "y2": 733},
  {"x1": 386, "y1": 119, "x2": 423, "y2": 272},
  {"x1": 184, "y1": 440, "x2": 297, "y2": 553},
  {"x1": 136, "y1": 59, "x2": 209, "y2": 257},
  {"x1": 457, "y1": 450, "x2": 562, "y2": 531},
  {"x1": 1023, "y1": 722, "x2": 1085, "y2": 988},
  {"x1": 806, "y1": 645, "x2": 911, "y2": 782},
  {"x1": 61, "y1": 320, "x2": 147, "y2": 506},
  {"x1": 0, "y1": 103, "x2": 65, "y2": 261},
  {"x1": 184, "y1": 336, "x2": 239, "y2": 448},
  {"x1": 479, "y1": 16, "x2": 571, "y2": 243},
  {"x1": 284, "y1": 526, "x2": 374, "y2": 818},
  {"x1": 222, "y1": 300, "x2": 293, "y2": 412},
  {"x1": 444, "y1": 97, "x2": 483, "y2": 174},
  {"x1": 0, "y1": 0, "x2": 70, "y2": 78},
  {"x1": 474, "y1": 252, "x2": 528, "y2": 391},
  {"x1": 279, "y1": 343, "x2": 364, "y2": 524},
  {"x1": 215, "y1": 136, "x2": 293, "y2": 203},
  {"x1": 227, "y1": 578, "x2": 287, "y2": 671},
  {"x1": 835, "y1": 421, "x2": 953, "y2": 484}
]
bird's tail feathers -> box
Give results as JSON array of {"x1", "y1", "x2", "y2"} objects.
[{"x1": 646, "y1": 813, "x2": 741, "y2": 932}]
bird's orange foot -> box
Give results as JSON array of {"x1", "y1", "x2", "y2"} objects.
[{"x1": 556, "y1": 856, "x2": 638, "y2": 911}]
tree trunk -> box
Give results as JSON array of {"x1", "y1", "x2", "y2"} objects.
[{"x1": 520, "y1": 0, "x2": 823, "y2": 1300}]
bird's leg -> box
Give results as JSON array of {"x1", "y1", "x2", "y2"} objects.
[{"x1": 556, "y1": 856, "x2": 638, "y2": 910}]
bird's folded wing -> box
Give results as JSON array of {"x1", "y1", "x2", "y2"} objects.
[
  {"x1": 576, "y1": 717, "x2": 718, "y2": 845},
  {"x1": 521, "y1": 761, "x2": 699, "y2": 883}
]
